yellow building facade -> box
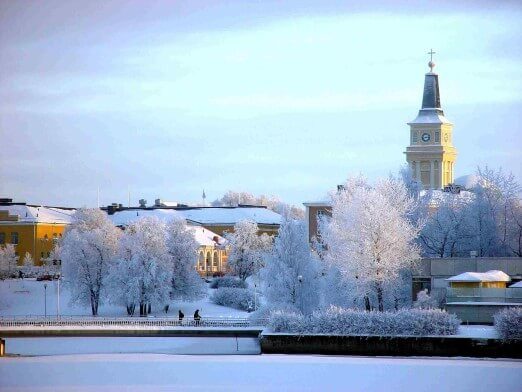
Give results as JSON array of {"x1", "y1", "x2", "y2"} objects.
[
  {"x1": 405, "y1": 58, "x2": 457, "y2": 189},
  {"x1": 0, "y1": 201, "x2": 74, "y2": 266}
]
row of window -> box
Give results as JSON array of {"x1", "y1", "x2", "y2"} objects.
[
  {"x1": 0, "y1": 232, "x2": 62, "y2": 245},
  {"x1": 0, "y1": 232, "x2": 18, "y2": 245}
]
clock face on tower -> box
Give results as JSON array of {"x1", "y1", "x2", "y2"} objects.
[{"x1": 421, "y1": 133, "x2": 431, "y2": 142}]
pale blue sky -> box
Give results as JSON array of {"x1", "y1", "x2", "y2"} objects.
[{"x1": 1, "y1": 0, "x2": 521, "y2": 207}]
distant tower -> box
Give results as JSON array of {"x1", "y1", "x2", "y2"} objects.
[
  {"x1": 202, "y1": 189, "x2": 207, "y2": 206},
  {"x1": 405, "y1": 50, "x2": 457, "y2": 189}
]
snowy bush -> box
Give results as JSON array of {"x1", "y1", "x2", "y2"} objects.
[
  {"x1": 268, "y1": 307, "x2": 460, "y2": 336},
  {"x1": 413, "y1": 289, "x2": 438, "y2": 309},
  {"x1": 248, "y1": 303, "x2": 298, "y2": 326},
  {"x1": 494, "y1": 308, "x2": 522, "y2": 340},
  {"x1": 211, "y1": 287, "x2": 256, "y2": 311},
  {"x1": 209, "y1": 276, "x2": 247, "y2": 289}
]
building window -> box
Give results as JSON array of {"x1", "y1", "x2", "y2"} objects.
[
  {"x1": 11, "y1": 232, "x2": 19, "y2": 245},
  {"x1": 213, "y1": 251, "x2": 218, "y2": 267},
  {"x1": 0, "y1": 232, "x2": 5, "y2": 244}
]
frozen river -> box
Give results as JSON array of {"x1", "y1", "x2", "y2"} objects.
[{"x1": 1, "y1": 353, "x2": 520, "y2": 391}]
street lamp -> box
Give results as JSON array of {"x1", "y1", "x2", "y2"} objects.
[{"x1": 44, "y1": 283, "x2": 47, "y2": 317}]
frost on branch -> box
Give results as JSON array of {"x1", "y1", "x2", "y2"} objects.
[
  {"x1": 414, "y1": 289, "x2": 438, "y2": 309},
  {"x1": 494, "y1": 307, "x2": 522, "y2": 340},
  {"x1": 166, "y1": 219, "x2": 206, "y2": 301},
  {"x1": 61, "y1": 208, "x2": 120, "y2": 316},
  {"x1": 107, "y1": 216, "x2": 171, "y2": 316},
  {"x1": 262, "y1": 217, "x2": 321, "y2": 315},
  {"x1": 209, "y1": 276, "x2": 247, "y2": 289},
  {"x1": 211, "y1": 287, "x2": 256, "y2": 311},
  {"x1": 320, "y1": 176, "x2": 420, "y2": 311},
  {"x1": 268, "y1": 307, "x2": 460, "y2": 336},
  {"x1": 224, "y1": 220, "x2": 272, "y2": 281}
]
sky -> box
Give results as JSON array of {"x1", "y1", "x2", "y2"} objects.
[{"x1": 1, "y1": 0, "x2": 521, "y2": 208}]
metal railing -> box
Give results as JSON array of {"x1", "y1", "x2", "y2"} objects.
[
  {"x1": 0, "y1": 316, "x2": 265, "y2": 329},
  {"x1": 446, "y1": 287, "x2": 522, "y2": 303}
]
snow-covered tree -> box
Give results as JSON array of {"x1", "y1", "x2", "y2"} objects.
[
  {"x1": 212, "y1": 191, "x2": 304, "y2": 219},
  {"x1": 419, "y1": 194, "x2": 474, "y2": 257},
  {"x1": 21, "y1": 252, "x2": 34, "y2": 277},
  {"x1": 414, "y1": 289, "x2": 438, "y2": 309},
  {"x1": 262, "y1": 217, "x2": 320, "y2": 315},
  {"x1": 109, "y1": 217, "x2": 171, "y2": 316},
  {"x1": 0, "y1": 244, "x2": 18, "y2": 279},
  {"x1": 166, "y1": 219, "x2": 206, "y2": 301},
  {"x1": 321, "y1": 176, "x2": 420, "y2": 311},
  {"x1": 60, "y1": 208, "x2": 120, "y2": 315},
  {"x1": 224, "y1": 220, "x2": 272, "y2": 281}
]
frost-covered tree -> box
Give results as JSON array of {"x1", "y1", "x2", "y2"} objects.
[
  {"x1": 0, "y1": 244, "x2": 18, "y2": 279},
  {"x1": 414, "y1": 289, "x2": 438, "y2": 309},
  {"x1": 224, "y1": 220, "x2": 272, "y2": 281},
  {"x1": 21, "y1": 252, "x2": 34, "y2": 277},
  {"x1": 262, "y1": 218, "x2": 320, "y2": 315},
  {"x1": 166, "y1": 219, "x2": 206, "y2": 301},
  {"x1": 61, "y1": 208, "x2": 120, "y2": 315},
  {"x1": 321, "y1": 176, "x2": 420, "y2": 311},
  {"x1": 109, "y1": 217, "x2": 171, "y2": 316},
  {"x1": 419, "y1": 194, "x2": 474, "y2": 257},
  {"x1": 212, "y1": 191, "x2": 304, "y2": 219}
]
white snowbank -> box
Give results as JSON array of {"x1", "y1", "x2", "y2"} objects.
[{"x1": 0, "y1": 354, "x2": 520, "y2": 391}]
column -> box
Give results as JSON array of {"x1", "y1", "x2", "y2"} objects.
[
  {"x1": 440, "y1": 160, "x2": 445, "y2": 187},
  {"x1": 415, "y1": 161, "x2": 420, "y2": 184},
  {"x1": 430, "y1": 160, "x2": 435, "y2": 189},
  {"x1": 0, "y1": 338, "x2": 5, "y2": 356}
]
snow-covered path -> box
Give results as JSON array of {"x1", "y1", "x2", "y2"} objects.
[{"x1": 1, "y1": 354, "x2": 520, "y2": 391}]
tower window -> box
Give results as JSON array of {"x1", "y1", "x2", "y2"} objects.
[
  {"x1": 412, "y1": 131, "x2": 418, "y2": 143},
  {"x1": 435, "y1": 131, "x2": 440, "y2": 142}
]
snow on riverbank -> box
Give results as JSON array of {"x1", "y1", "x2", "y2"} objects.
[
  {"x1": 0, "y1": 279, "x2": 246, "y2": 318},
  {"x1": 1, "y1": 354, "x2": 520, "y2": 391}
]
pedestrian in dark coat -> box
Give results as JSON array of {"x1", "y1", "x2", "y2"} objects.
[
  {"x1": 178, "y1": 310, "x2": 184, "y2": 323},
  {"x1": 194, "y1": 309, "x2": 201, "y2": 326}
]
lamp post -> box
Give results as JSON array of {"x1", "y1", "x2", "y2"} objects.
[
  {"x1": 57, "y1": 275, "x2": 61, "y2": 318},
  {"x1": 44, "y1": 283, "x2": 47, "y2": 317}
]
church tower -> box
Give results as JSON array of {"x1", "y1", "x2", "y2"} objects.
[{"x1": 405, "y1": 51, "x2": 457, "y2": 189}]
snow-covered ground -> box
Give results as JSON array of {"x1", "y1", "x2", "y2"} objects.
[
  {"x1": 0, "y1": 279, "x2": 246, "y2": 318},
  {"x1": 1, "y1": 354, "x2": 520, "y2": 391}
]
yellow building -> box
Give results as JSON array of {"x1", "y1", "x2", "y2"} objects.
[
  {"x1": 405, "y1": 54, "x2": 457, "y2": 189},
  {"x1": 0, "y1": 199, "x2": 75, "y2": 266},
  {"x1": 446, "y1": 270, "x2": 511, "y2": 289}
]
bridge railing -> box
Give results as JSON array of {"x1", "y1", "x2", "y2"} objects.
[{"x1": 0, "y1": 316, "x2": 266, "y2": 328}]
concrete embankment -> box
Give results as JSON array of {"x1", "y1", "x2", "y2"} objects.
[{"x1": 260, "y1": 333, "x2": 522, "y2": 359}]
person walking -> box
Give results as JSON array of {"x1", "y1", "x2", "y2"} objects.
[{"x1": 194, "y1": 309, "x2": 201, "y2": 326}]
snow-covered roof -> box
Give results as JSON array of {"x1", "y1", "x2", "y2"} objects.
[
  {"x1": 0, "y1": 204, "x2": 75, "y2": 224},
  {"x1": 454, "y1": 174, "x2": 480, "y2": 190},
  {"x1": 108, "y1": 209, "x2": 186, "y2": 226},
  {"x1": 177, "y1": 207, "x2": 281, "y2": 226},
  {"x1": 446, "y1": 270, "x2": 511, "y2": 283},
  {"x1": 190, "y1": 226, "x2": 225, "y2": 247},
  {"x1": 408, "y1": 109, "x2": 452, "y2": 125},
  {"x1": 108, "y1": 207, "x2": 281, "y2": 227},
  {"x1": 509, "y1": 281, "x2": 522, "y2": 288}
]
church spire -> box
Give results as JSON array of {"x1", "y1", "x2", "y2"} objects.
[{"x1": 421, "y1": 49, "x2": 442, "y2": 111}]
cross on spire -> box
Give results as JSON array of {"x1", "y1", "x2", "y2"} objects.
[{"x1": 428, "y1": 49, "x2": 436, "y2": 72}]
